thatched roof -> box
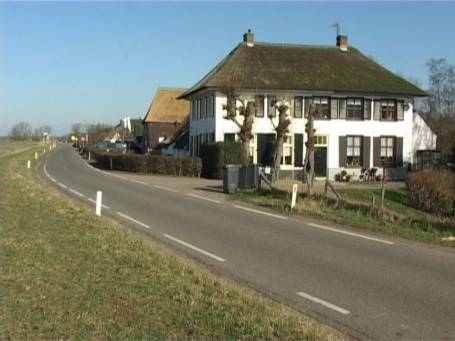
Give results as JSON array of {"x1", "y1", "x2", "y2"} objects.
[
  {"x1": 179, "y1": 42, "x2": 426, "y2": 98},
  {"x1": 144, "y1": 88, "x2": 190, "y2": 123}
]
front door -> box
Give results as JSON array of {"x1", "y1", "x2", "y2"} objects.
[
  {"x1": 256, "y1": 134, "x2": 275, "y2": 166},
  {"x1": 314, "y1": 147, "x2": 327, "y2": 177}
]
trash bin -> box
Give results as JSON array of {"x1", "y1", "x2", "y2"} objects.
[{"x1": 223, "y1": 164, "x2": 240, "y2": 194}]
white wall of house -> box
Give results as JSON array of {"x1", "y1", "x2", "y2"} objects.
[
  {"x1": 189, "y1": 90, "x2": 436, "y2": 180},
  {"x1": 411, "y1": 113, "x2": 437, "y2": 161}
]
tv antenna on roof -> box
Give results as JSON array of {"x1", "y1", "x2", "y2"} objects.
[{"x1": 329, "y1": 22, "x2": 340, "y2": 36}]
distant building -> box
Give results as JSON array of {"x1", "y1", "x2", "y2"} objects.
[{"x1": 143, "y1": 88, "x2": 189, "y2": 151}]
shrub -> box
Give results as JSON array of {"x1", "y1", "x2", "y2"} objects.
[
  {"x1": 406, "y1": 170, "x2": 455, "y2": 217},
  {"x1": 200, "y1": 142, "x2": 248, "y2": 179},
  {"x1": 92, "y1": 151, "x2": 201, "y2": 177}
]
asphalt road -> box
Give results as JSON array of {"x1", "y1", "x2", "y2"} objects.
[{"x1": 41, "y1": 145, "x2": 455, "y2": 340}]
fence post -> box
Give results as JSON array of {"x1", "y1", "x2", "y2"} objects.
[
  {"x1": 110, "y1": 158, "x2": 113, "y2": 170},
  {"x1": 291, "y1": 184, "x2": 298, "y2": 211},
  {"x1": 27, "y1": 160, "x2": 31, "y2": 169},
  {"x1": 381, "y1": 183, "x2": 386, "y2": 211},
  {"x1": 34, "y1": 152, "x2": 38, "y2": 160},
  {"x1": 96, "y1": 191, "x2": 102, "y2": 216}
]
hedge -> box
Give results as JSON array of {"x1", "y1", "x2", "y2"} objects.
[
  {"x1": 406, "y1": 170, "x2": 455, "y2": 217},
  {"x1": 200, "y1": 142, "x2": 248, "y2": 179},
  {"x1": 92, "y1": 151, "x2": 202, "y2": 177}
]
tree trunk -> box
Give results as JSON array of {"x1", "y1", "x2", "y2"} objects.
[
  {"x1": 271, "y1": 104, "x2": 290, "y2": 182},
  {"x1": 303, "y1": 104, "x2": 315, "y2": 195}
]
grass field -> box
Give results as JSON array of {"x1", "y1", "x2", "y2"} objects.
[
  {"x1": 0, "y1": 143, "x2": 342, "y2": 340},
  {"x1": 232, "y1": 186, "x2": 455, "y2": 248},
  {"x1": 0, "y1": 139, "x2": 39, "y2": 157}
]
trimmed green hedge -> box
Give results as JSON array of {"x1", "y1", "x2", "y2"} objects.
[
  {"x1": 200, "y1": 142, "x2": 248, "y2": 179},
  {"x1": 92, "y1": 151, "x2": 202, "y2": 177}
]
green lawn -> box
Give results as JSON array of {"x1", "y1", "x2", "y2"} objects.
[
  {"x1": 232, "y1": 186, "x2": 455, "y2": 248},
  {"x1": 0, "y1": 144, "x2": 342, "y2": 340},
  {"x1": 0, "y1": 139, "x2": 39, "y2": 157}
]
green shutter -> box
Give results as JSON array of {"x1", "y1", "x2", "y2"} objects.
[
  {"x1": 339, "y1": 99, "x2": 346, "y2": 119},
  {"x1": 373, "y1": 100, "x2": 381, "y2": 120},
  {"x1": 290, "y1": 98, "x2": 295, "y2": 118},
  {"x1": 396, "y1": 137, "x2": 403, "y2": 166},
  {"x1": 373, "y1": 137, "x2": 381, "y2": 166},
  {"x1": 339, "y1": 136, "x2": 347, "y2": 167},
  {"x1": 294, "y1": 134, "x2": 304, "y2": 166},
  {"x1": 330, "y1": 98, "x2": 338, "y2": 119},
  {"x1": 364, "y1": 99, "x2": 372, "y2": 120},
  {"x1": 397, "y1": 101, "x2": 404, "y2": 121},
  {"x1": 363, "y1": 136, "x2": 371, "y2": 168},
  {"x1": 304, "y1": 97, "x2": 312, "y2": 118}
]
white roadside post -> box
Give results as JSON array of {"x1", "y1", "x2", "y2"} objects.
[
  {"x1": 34, "y1": 152, "x2": 38, "y2": 160},
  {"x1": 43, "y1": 148, "x2": 46, "y2": 153},
  {"x1": 95, "y1": 191, "x2": 102, "y2": 216},
  {"x1": 27, "y1": 160, "x2": 31, "y2": 169},
  {"x1": 291, "y1": 183, "x2": 298, "y2": 211}
]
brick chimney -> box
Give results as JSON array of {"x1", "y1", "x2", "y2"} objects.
[
  {"x1": 336, "y1": 35, "x2": 348, "y2": 52},
  {"x1": 243, "y1": 29, "x2": 254, "y2": 47}
]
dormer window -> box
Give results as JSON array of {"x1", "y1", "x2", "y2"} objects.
[
  {"x1": 381, "y1": 100, "x2": 396, "y2": 121},
  {"x1": 313, "y1": 97, "x2": 330, "y2": 119},
  {"x1": 347, "y1": 98, "x2": 363, "y2": 120}
]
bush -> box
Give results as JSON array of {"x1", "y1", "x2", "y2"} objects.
[
  {"x1": 200, "y1": 142, "x2": 248, "y2": 179},
  {"x1": 406, "y1": 170, "x2": 455, "y2": 217},
  {"x1": 92, "y1": 151, "x2": 201, "y2": 177}
]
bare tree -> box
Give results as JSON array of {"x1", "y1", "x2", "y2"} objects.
[
  {"x1": 269, "y1": 99, "x2": 290, "y2": 182},
  {"x1": 71, "y1": 123, "x2": 82, "y2": 136},
  {"x1": 222, "y1": 86, "x2": 255, "y2": 160},
  {"x1": 427, "y1": 58, "x2": 455, "y2": 114},
  {"x1": 303, "y1": 105, "x2": 316, "y2": 195},
  {"x1": 9, "y1": 121, "x2": 32, "y2": 141}
]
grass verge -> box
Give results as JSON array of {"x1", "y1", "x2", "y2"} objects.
[
  {"x1": 232, "y1": 187, "x2": 455, "y2": 248},
  {"x1": 0, "y1": 144, "x2": 342, "y2": 340}
]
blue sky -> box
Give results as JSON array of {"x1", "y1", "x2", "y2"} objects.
[{"x1": 1, "y1": 1, "x2": 454, "y2": 136}]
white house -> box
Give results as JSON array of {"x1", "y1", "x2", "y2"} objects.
[{"x1": 179, "y1": 31, "x2": 436, "y2": 180}]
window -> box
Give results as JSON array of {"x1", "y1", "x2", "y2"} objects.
[
  {"x1": 197, "y1": 99, "x2": 201, "y2": 120},
  {"x1": 208, "y1": 132, "x2": 215, "y2": 143},
  {"x1": 346, "y1": 136, "x2": 362, "y2": 167},
  {"x1": 255, "y1": 95, "x2": 264, "y2": 117},
  {"x1": 381, "y1": 100, "x2": 396, "y2": 121},
  {"x1": 281, "y1": 135, "x2": 293, "y2": 165},
  {"x1": 380, "y1": 137, "x2": 395, "y2": 164},
  {"x1": 267, "y1": 95, "x2": 276, "y2": 117},
  {"x1": 211, "y1": 95, "x2": 215, "y2": 118},
  {"x1": 224, "y1": 133, "x2": 236, "y2": 144},
  {"x1": 313, "y1": 97, "x2": 330, "y2": 119},
  {"x1": 347, "y1": 98, "x2": 363, "y2": 120},
  {"x1": 314, "y1": 135, "x2": 328, "y2": 146},
  {"x1": 294, "y1": 96, "x2": 303, "y2": 118},
  {"x1": 201, "y1": 97, "x2": 207, "y2": 119}
]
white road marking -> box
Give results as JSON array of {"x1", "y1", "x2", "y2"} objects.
[
  {"x1": 233, "y1": 205, "x2": 287, "y2": 220},
  {"x1": 49, "y1": 176, "x2": 57, "y2": 183},
  {"x1": 153, "y1": 184, "x2": 179, "y2": 193},
  {"x1": 69, "y1": 188, "x2": 85, "y2": 197},
  {"x1": 88, "y1": 198, "x2": 110, "y2": 209},
  {"x1": 57, "y1": 182, "x2": 67, "y2": 189},
  {"x1": 163, "y1": 233, "x2": 226, "y2": 262},
  {"x1": 112, "y1": 174, "x2": 126, "y2": 180},
  {"x1": 116, "y1": 211, "x2": 151, "y2": 229},
  {"x1": 130, "y1": 179, "x2": 148, "y2": 185},
  {"x1": 186, "y1": 193, "x2": 221, "y2": 204},
  {"x1": 297, "y1": 291, "x2": 350, "y2": 315},
  {"x1": 306, "y1": 222, "x2": 394, "y2": 245}
]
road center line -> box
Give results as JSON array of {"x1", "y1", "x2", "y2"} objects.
[
  {"x1": 153, "y1": 184, "x2": 179, "y2": 193},
  {"x1": 186, "y1": 193, "x2": 221, "y2": 204},
  {"x1": 297, "y1": 291, "x2": 350, "y2": 315},
  {"x1": 57, "y1": 182, "x2": 67, "y2": 189},
  {"x1": 116, "y1": 211, "x2": 151, "y2": 229},
  {"x1": 163, "y1": 233, "x2": 226, "y2": 262},
  {"x1": 233, "y1": 205, "x2": 287, "y2": 220},
  {"x1": 306, "y1": 222, "x2": 394, "y2": 245},
  {"x1": 88, "y1": 198, "x2": 110, "y2": 209},
  {"x1": 69, "y1": 188, "x2": 85, "y2": 197}
]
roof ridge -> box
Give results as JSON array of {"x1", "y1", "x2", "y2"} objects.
[
  {"x1": 252, "y1": 41, "x2": 343, "y2": 49},
  {"x1": 156, "y1": 87, "x2": 188, "y2": 92}
]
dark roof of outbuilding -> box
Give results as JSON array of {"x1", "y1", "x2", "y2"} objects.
[{"x1": 179, "y1": 42, "x2": 426, "y2": 98}]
